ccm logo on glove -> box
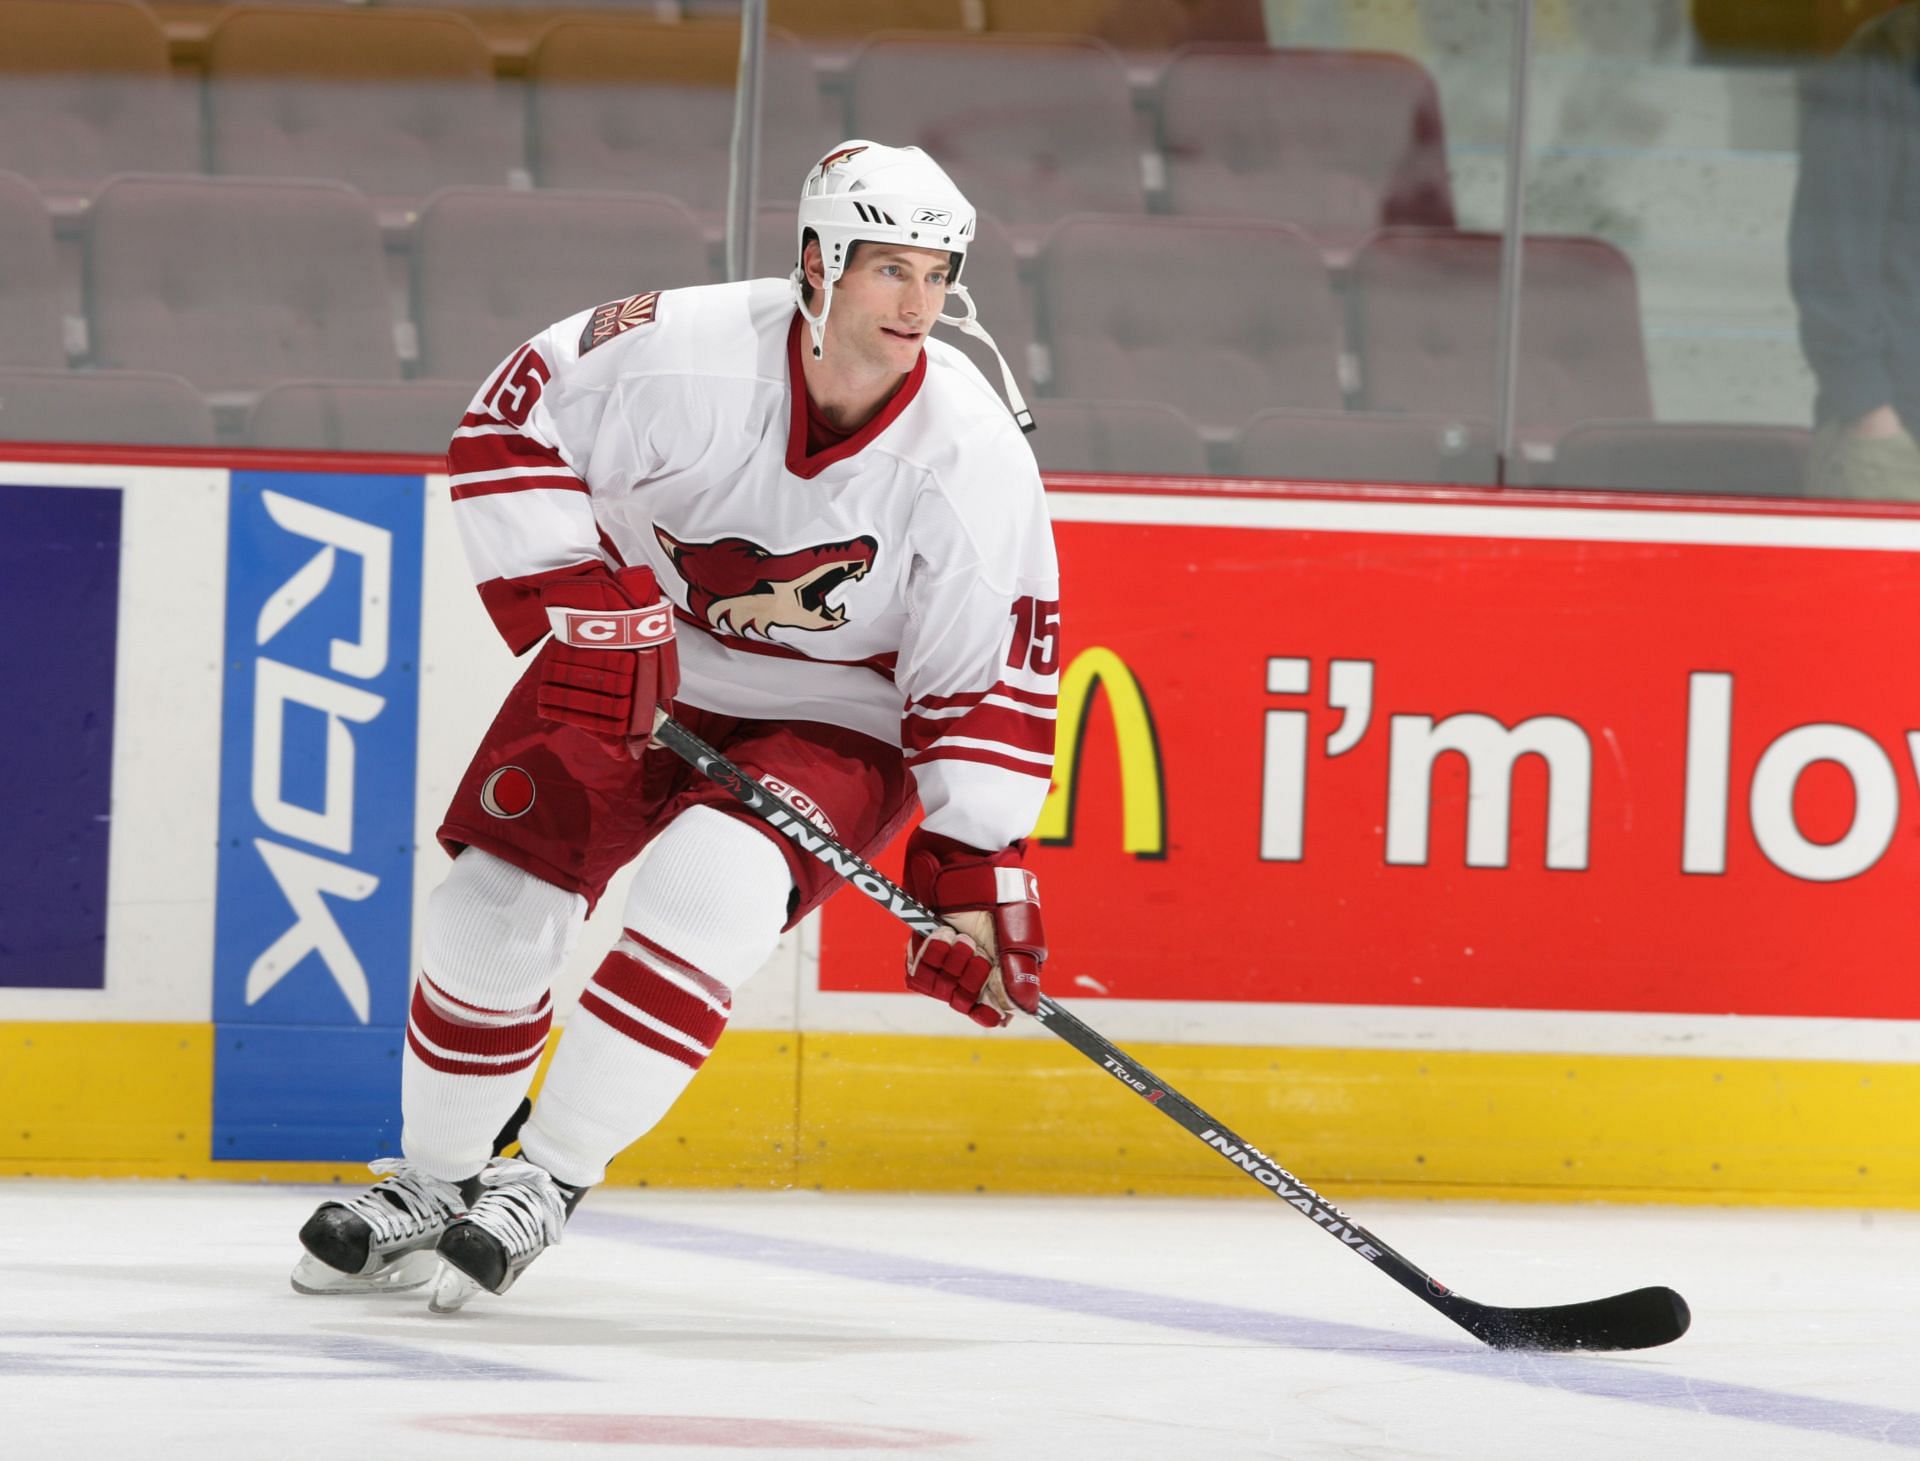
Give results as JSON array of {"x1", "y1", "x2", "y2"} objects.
[{"x1": 548, "y1": 605, "x2": 675, "y2": 648}]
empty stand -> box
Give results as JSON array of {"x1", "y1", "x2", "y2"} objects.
[
  {"x1": 411, "y1": 187, "x2": 713, "y2": 381},
  {"x1": 767, "y1": 0, "x2": 970, "y2": 36},
  {"x1": 0, "y1": 368, "x2": 213, "y2": 445},
  {"x1": 1234, "y1": 408, "x2": 1497, "y2": 485},
  {"x1": 1351, "y1": 230, "x2": 1653, "y2": 439},
  {"x1": 0, "y1": 0, "x2": 199, "y2": 201},
  {"x1": 847, "y1": 36, "x2": 1144, "y2": 237},
  {"x1": 1543, "y1": 420, "x2": 1813, "y2": 498},
  {"x1": 529, "y1": 21, "x2": 826, "y2": 213},
  {"x1": 1039, "y1": 215, "x2": 1341, "y2": 431},
  {"x1": 85, "y1": 176, "x2": 398, "y2": 392},
  {"x1": 986, "y1": 0, "x2": 1268, "y2": 48},
  {"x1": 247, "y1": 378, "x2": 475, "y2": 454},
  {"x1": 1157, "y1": 47, "x2": 1454, "y2": 253},
  {"x1": 204, "y1": 7, "x2": 521, "y2": 209},
  {"x1": 1029, "y1": 398, "x2": 1210, "y2": 474},
  {"x1": 0, "y1": 173, "x2": 64, "y2": 369}
]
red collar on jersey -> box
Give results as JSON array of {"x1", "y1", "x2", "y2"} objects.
[{"x1": 785, "y1": 312, "x2": 927, "y2": 480}]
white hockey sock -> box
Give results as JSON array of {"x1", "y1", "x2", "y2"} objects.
[
  {"x1": 521, "y1": 807, "x2": 791, "y2": 1188},
  {"x1": 402, "y1": 849, "x2": 586, "y2": 1183}
]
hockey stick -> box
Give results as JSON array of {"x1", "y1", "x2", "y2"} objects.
[{"x1": 651, "y1": 710, "x2": 1691, "y2": 1352}]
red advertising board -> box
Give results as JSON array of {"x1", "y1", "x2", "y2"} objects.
[{"x1": 819, "y1": 488, "x2": 1920, "y2": 1020}]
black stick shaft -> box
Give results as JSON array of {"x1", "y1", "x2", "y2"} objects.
[{"x1": 650, "y1": 710, "x2": 1689, "y2": 1352}]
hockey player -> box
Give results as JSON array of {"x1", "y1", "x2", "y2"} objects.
[{"x1": 291, "y1": 141, "x2": 1060, "y2": 1311}]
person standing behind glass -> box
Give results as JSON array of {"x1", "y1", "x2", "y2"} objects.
[{"x1": 1789, "y1": 1, "x2": 1920, "y2": 501}]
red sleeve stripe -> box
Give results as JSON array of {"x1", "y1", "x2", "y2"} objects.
[
  {"x1": 911, "y1": 682, "x2": 1057, "y2": 713},
  {"x1": 903, "y1": 703, "x2": 1056, "y2": 756},
  {"x1": 450, "y1": 471, "x2": 590, "y2": 502},
  {"x1": 447, "y1": 431, "x2": 570, "y2": 478},
  {"x1": 907, "y1": 744, "x2": 1055, "y2": 778}
]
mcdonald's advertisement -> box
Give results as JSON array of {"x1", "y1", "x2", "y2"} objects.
[{"x1": 819, "y1": 491, "x2": 1920, "y2": 1022}]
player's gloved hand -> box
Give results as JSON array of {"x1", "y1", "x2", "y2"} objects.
[
  {"x1": 902, "y1": 828, "x2": 1046, "y2": 1029},
  {"x1": 534, "y1": 563, "x2": 679, "y2": 759}
]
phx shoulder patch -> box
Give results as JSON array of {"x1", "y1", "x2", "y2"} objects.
[{"x1": 579, "y1": 291, "x2": 661, "y2": 356}]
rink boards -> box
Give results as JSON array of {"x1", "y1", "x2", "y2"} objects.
[{"x1": 2, "y1": 452, "x2": 1917, "y2": 1205}]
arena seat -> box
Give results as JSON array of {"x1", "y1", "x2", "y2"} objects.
[
  {"x1": 204, "y1": 6, "x2": 521, "y2": 211},
  {"x1": 1234, "y1": 408, "x2": 1498, "y2": 486},
  {"x1": 247, "y1": 378, "x2": 476, "y2": 454},
  {"x1": 985, "y1": 0, "x2": 1267, "y2": 47},
  {"x1": 1542, "y1": 420, "x2": 1814, "y2": 498},
  {"x1": 530, "y1": 20, "x2": 825, "y2": 215},
  {"x1": 1039, "y1": 215, "x2": 1342, "y2": 431},
  {"x1": 0, "y1": 368, "x2": 213, "y2": 445},
  {"x1": 847, "y1": 36, "x2": 1144, "y2": 239},
  {"x1": 0, "y1": 0, "x2": 199, "y2": 203},
  {"x1": 1351, "y1": 229, "x2": 1652, "y2": 440},
  {"x1": 85, "y1": 176, "x2": 398, "y2": 392},
  {"x1": 767, "y1": 0, "x2": 971, "y2": 36},
  {"x1": 1156, "y1": 47, "x2": 1454, "y2": 253},
  {"x1": 1029, "y1": 398, "x2": 1210, "y2": 475},
  {"x1": 411, "y1": 187, "x2": 713, "y2": 381},
  {"x1": 0, "y1": 172, "x2": 64, "y2": 368}
]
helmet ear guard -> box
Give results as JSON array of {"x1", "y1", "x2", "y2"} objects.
[{"x1": 790, "y1": 140, "x2": 1034, "y2": 433}]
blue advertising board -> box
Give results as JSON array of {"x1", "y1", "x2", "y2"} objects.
[
  {"x1": 0, "y1": 484, "x2": 121, "y2": 990},
  {"x1": 213, "y1": 471, "x2": 423, "y2": 1160}
]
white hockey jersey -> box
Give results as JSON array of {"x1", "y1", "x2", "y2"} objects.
[{"x1": 447, "y1": 278, "x2": 1061, "y2": 855}]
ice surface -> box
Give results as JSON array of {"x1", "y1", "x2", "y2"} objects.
[{"x1": 0, "y1": 1182, "x2": 1913, "y2": 1459}]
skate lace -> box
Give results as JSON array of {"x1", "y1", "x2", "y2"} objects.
[
  {"x1": 347, "y1": 1159, "x2": 465, "y2": 1246},
  {"x1": 464, "y1": 1158, "x2": 568, "y2": 1260}
]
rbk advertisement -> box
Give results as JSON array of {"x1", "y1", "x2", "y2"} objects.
[{"x1": 213, "y1": 471, "x2": 424, "y2": 1159}]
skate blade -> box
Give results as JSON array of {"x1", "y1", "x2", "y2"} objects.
[
  {"x1": 290, "y1": 1248, "x2": 438, "y2": 1296},
  {"x1": 427, "y1": 1261, "x2": 485, "y2": 1315}
]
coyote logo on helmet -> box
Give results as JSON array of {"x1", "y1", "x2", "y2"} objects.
[
  {"x1": 655, "y1": 526, "x2": 878, "y2": 639},
  {"x1": 812, "y1": 144, "x2": 870, "y2": 180}
]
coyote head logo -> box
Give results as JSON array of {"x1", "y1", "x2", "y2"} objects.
[{"x1": 655, "y1": 526, "x2": 879, "y2": 639}]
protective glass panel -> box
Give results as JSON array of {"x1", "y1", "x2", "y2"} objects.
[
  {"x1": 0, "y1": 0, "x2": 747, "y2": 452},
  {"x1": 1513, "y1": 0, "x2": 1915, "y2": 502},
  {"x1": 752, "y1": 0, "x2": 1519, "y2": 485}
]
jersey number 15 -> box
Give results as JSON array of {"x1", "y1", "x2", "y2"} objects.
[{"x1": 1006, "y1": 596, "x2": 1061, "y2": 676}]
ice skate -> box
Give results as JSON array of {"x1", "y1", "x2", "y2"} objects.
[
  {"x1": 291, "y1": 1158, "x2": 477, "y2": 1295},
  {"x1": 427, "y1": 1156, "x2": 584, "y2": 1313}
]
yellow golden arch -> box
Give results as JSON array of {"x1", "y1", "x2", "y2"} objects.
[{"x1": 1035, "y1": 647, "x2": 1166, "y2": 858}]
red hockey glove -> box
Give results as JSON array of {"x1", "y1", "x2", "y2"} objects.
[
  {"x1": 902, "y1": 828, "x2": 1046, "y2": 1029},
  {"x1": 533, "y1": 564, "x2": 679, "y2": 759}
]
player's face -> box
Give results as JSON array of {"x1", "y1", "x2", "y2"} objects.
[{"x1": 828, "y1": 244, "x2": 952, "y2": 374}]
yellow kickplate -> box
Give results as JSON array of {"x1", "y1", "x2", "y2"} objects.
[{"x1": 4, "y1": 1022, "x2": 1914, "y2": 1206}]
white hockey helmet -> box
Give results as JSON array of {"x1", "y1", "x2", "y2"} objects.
[{"x1": 792, "y1": 139, "x2": 1033, "y2": 432}]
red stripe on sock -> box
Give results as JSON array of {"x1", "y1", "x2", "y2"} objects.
[
  {"x1": 590, "y1": 949, "x2": 729, "y2": 1051},
  {"x1": 409, "y1": 979, "x2": 552, "y2": 1059},
  {"x1": 405, "y1": 1026, "x2": 547, "y2": 1077},
  {"x1": 622, "y1": 929, "x2": 735, "y2": 1009},
  {"x1": 575, "y1": 989, "x2": 711, "y2": 1070},
  {"x1": 418, "y1": 970, "x2": 552, "y2": 1023}
]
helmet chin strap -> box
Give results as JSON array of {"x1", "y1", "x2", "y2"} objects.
[
  {"x1": 790, "y1": 268, "x2": 832, "y2": 359},
  {"x1": 938, "y1": 283, "x2": 1035, "y2": 434},
  {"x1": 791, "y1": 271, "x2": 1034, "y2": 436}
]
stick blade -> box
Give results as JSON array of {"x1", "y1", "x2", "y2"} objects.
[{"x1": 1458, "y1": 1285, "x2": 1691, "y2": 1352}]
